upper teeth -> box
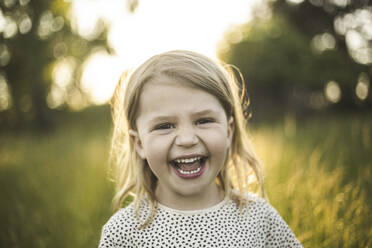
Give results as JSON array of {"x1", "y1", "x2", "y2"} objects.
[{"x1": 174, "y1": 157, "x2": 201, "y2": 164}]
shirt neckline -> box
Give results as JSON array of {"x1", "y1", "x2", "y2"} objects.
[{"x1": 157, "y1": 195, "x2": 229, "y2": 215}]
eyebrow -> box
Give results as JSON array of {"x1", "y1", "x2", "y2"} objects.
[
  {"x1": 193, "y1": 109, "x2": 218, "y2": 116},
  {"x1": 148, "y1": 109, "x2": 219, "y2": 123}
]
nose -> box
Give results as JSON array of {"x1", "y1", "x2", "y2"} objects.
[{"x1": 175, "y1": 125, "x2": 198, "y2": 147}]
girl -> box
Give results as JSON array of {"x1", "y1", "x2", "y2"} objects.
[{"x1": 99, "y1": 50, "x2": 302, "y2": 247}]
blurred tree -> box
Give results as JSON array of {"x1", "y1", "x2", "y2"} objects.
[
  {"x1": 0, "y1": 0, "x2": 138, "y2": 131},
  {"x1": 219, "y1": 0, "x2": 372, "y2": 118},
  {"x1": 272, "y1": 0, "x2": 372, "y2": 108}
]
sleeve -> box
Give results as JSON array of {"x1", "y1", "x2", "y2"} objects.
[
  {"x1": 263, "y1": 203, "x2": 302, "y2": 248},
  {"x1": 98, "y1": 223, "x2": 116, "y2": 248}
]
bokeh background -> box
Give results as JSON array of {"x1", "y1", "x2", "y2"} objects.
[{"x1": 0, "y1": 0, "x2": 371, "y2": 247}]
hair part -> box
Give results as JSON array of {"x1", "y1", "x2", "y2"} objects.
[{"x1": 109, "y1": 50, "x2": 266, "y2": 229}]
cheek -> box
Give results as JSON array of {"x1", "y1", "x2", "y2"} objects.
[
  {"x1": 143, "y1": 135, "x2": 172, "y2": 163},
  {"x1": 201, "y1": 129, "x2": 230, "y2": 154}
]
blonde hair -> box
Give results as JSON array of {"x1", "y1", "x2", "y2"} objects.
[{"x1": 109, "y1": 50, "x2": 265, "y2": 228}]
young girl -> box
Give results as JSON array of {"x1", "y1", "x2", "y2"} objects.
[{"x1": 99, "y1": 50, "x2": 302, "y2": 247}]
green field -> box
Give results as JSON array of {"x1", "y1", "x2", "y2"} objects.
[{"x1": 0, "y1": 110, "x2": 371, "y2": 247}]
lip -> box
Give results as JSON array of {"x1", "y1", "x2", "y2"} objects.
[
  {"x1": 169, "y1": 153, "x2": 206, "y2": 161},
  {"x1": 170, "y1": 156, "x2": 208, "y2": 179}
]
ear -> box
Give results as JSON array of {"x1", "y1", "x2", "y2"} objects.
[
  {"x1": 227, "y1": 116, "x2": 235, "y2": 148},
  {"x1": 129, "y1": 129, "x2": 146, "y2": 159}
]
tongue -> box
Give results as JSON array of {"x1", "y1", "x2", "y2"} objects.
[{"x1": 177, "y1": 161, "x2": 201, "y2": 171}]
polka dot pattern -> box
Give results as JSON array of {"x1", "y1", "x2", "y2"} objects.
[{"x1": 99, "y1": 194, "x2": 302, "y2": 247}]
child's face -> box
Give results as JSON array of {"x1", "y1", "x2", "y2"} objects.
[{"x1": 130, "y1": 77, "x2": 234, "y2": 208}]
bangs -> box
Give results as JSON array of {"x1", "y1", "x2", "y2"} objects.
[{"x1": 151, "y1": 59, "x2": 234, "y2": 117}]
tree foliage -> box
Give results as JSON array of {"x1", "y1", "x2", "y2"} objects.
[
  {"x1": 218, "y1": 0, "x2": 372, "y2": 118},
  {"x1": 0, "y1": 0, "x2": 112, "y2": 130}
]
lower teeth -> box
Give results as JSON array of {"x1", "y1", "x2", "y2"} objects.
[{"x1": 178, "y1": 166, "x2": 201, "y2": 175}]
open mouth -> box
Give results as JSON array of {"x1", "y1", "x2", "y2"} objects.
[{"x1": 170, "y1": 156, "x2": 208, "y2": 178}]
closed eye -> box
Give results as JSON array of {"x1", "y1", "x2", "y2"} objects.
[
  {"x1": 196, "y1": 118, "x2": 214, "y2": 125},
  {"x1": 153, "y1": 122, "x2": 174, "y2": 130}
]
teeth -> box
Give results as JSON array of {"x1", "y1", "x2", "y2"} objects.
[
  {"x1": 174, "y1": 157, "x2": 201, "y2": 164},
  {"x1": 177, "y1": 166, "x2": 201, "y2": 175}
]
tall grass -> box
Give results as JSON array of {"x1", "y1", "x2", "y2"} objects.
[
  {"x1": 0, "y1": 111, "x2": 370, "y2": 247},
  {"x1": 0, "y1": 114, "x2": 114, "y2": 248},
  {"x1": 252, "y1": 113, "x2": 371, "y2": 247}
]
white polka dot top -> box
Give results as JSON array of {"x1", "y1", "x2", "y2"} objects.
[{"x1": 99, "y1": 193, "x2": 302, "y2": 247}]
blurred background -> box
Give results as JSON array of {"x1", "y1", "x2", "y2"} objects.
[{"x1": 0, "y1": 0, "x2": 371, "y2": 247}]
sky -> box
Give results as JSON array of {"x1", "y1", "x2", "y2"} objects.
[{"x1": 71, "y1": 0, "x2": 260, "y2": 104}]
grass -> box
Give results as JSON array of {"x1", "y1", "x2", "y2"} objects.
[
  {"x1": 0, "y1": 110, "x2": 370, "y2": 247},
  {"x1": 252, "y1": 113, "x2": 372, "y2": 247},
  {"x1": 0, "y1": 111, "x2": 114, "y2": 248}
]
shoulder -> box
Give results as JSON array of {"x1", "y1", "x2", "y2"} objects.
[
  {"x1": 228, "y1": 191, "x2": 276, "y2": 221},
  {"x1": 230, "y1": 190, "x2": 267, "y2": 209},
  {"x1": 237, "y1": 192, "x2": 292, "y2": 228},
  {"x1": 232, "y1": 191, "x2": 280, "y2": 215},
  {"x1": 231, "y1": 191, "x2": 302, "y2": 247},
  {"x1": 246, "y1": 193, "x2": 277, "y2": 216},
  {"x1": 104, "y1": 202, "x2": 136, "y2": 231},
  {"x1": 99, "y1": 203, "x2": 139, "y2": 247}
]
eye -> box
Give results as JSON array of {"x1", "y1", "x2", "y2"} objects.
[
  {"x1": 196, "y1": 118, "x2": 214, "y2": 125},
  {"x1": 154, "y1": 122, "x2": 174, "y2": 130}
]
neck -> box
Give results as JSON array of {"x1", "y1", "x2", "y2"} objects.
[{"x1": 155, "y1": 183, "x2": 225, "y2": 211}]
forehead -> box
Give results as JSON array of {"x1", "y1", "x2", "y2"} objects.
[{"x1": 137, "y1": 77, "x2": 224, "y2": 118}]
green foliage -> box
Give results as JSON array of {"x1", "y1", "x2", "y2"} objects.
[
  {"x1": 221, "y1": 16, "x2": 312, "y2": 87},
  {"x1": 0, "y1": 110, "x2": 371, "y2": 247},
  {"x1": 220, "y1": 15, "x2": 363, "y2": 88},
  {"x1": 0, "y1": 0, "x2": 111, "y2": 130},
  {"x1": 219, "y1": 13, "x2": 369, "y2": 113}
]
